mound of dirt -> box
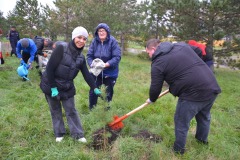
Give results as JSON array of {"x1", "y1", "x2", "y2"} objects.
[
  {"x1": 132, "y1": 130, "x2": 163, "y2": 143},
  {"x1": 91, "y1": 128, "x2": 162, "y2": 150},
  {"x1": 91, "y1": 127, "x2": 121, "y2": 150}
]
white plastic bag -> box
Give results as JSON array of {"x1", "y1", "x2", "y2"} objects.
[{"x1": 89, "y1": 58, "x2": 105, "y2": 76}]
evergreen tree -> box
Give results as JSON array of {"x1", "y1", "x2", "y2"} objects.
[
  {"x1": 82, "y1": 0, "x2": 140, "y2": 53},
  {"x1": 14, "y1": 0, "x2": 41, "y2": 37},
  {"x1": 47, "y1": 0, "x2": 85, "y2": 41},
  {"x1": 0, "y1": 12, "x2": 8, "y2": 38}
]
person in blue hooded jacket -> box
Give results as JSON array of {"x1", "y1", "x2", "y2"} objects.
[
  {"x1": 87, "y1": 23, "x2": 121, "y2": 110},
  {"x1": 16, "y1": 38, "x2": 37, "y2": 69}
]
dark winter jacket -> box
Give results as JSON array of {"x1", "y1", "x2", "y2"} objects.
[
  {"x1": 9, "y1": 30, "x2": 20, "y2": 43},
  {"x1": 190, "y1": 45, "x2": 203, "y2": 59},
  {"x1": 33, "y1": 36, "x2": 45, "y2": 56},
  {"x1": 87, "y1": 23, "x2": 121, "y2": 78},
  {"x1": 149, "y1": 42, "x2": 221, "y2": 102},
  {"x1": 40, "y1": 41, "x2": 96, "y2": 99},
  {"x1": 205, "y1": 45, "x2": 213, "y2": 62}
]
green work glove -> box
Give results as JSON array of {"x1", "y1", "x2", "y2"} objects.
[
  {"x1": 51, "y1": 87, "x2": 59, "y2": 97},
  {"x1": 94, "y1": 88, "x2": 101, "y2": 96}
]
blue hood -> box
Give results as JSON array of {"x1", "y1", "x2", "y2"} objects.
[{"x1": 94, "y1": 23, "x2": 111, "y2": 42}]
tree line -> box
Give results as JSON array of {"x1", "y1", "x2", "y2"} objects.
[{"x1": 0, "y1": 0, "x2": 239, "y2": 64}]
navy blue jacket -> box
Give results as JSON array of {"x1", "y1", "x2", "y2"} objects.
[
  {"x1": 9, "y1": 30, "x2": 20, "y2": 43},
  {"x1": 149, "y1": 42, "x2": 221, "y2": 102},
  {"x1": 87, "y1": 23, "x2": 121, "y2": 78}
]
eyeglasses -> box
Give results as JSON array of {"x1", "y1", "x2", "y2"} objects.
[{"x1": 98, "y1": 29, "x2": 106, "y2": 33}]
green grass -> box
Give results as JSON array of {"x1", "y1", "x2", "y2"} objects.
[
  {"x1": 127, "y1": 41, "x2": 145, "y2": 49},
  {"x1": 0, "y1": 53, "x2": 239, "y2": 159}
]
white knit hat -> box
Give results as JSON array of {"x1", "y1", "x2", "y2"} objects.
[{"x1": 72, "y1": 26, "x2": 88, "y2": 40}]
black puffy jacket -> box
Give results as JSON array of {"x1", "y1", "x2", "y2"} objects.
[
  {"x1": 40, "y1": 41, "x2": 95, "y2": 99},
  {"x1": 33, "y1": 36, "x2": 44, "y2": 56}
]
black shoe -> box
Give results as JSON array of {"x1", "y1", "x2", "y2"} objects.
[
  {"x1": 196, "y1": 138, "x2": 208, "y2": 145},
  {"x1": 173, "y1": 144, "x2": 185, "y2": 155}
]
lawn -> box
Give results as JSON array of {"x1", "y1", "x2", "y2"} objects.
[{"x1": 0, "y1": 53, "x2": 239, "y2": 160}]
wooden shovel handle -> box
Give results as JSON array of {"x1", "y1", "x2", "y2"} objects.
[{"x1": 126, "y1": 89, "x2": 170, "y2": 117}]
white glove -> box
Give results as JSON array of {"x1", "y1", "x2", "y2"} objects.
[
  {"x1": 90, "y1": 58, "x2": 105, "y2": 76},
  {"x1": 146, "y1": 98, "x2": 153, "y2": 104}
]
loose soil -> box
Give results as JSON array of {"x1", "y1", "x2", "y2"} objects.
[
  {"x1": 132, "y1": 129, "x2": 163, "y2": 143},
  {"x1": 91, "y1": 126, "x2": 121, "y2": 150},
  {"x1": 91, "y1": 128, "x2": 162, "y2": 150}
]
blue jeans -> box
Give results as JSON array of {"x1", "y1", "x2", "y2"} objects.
[
  {"x1": 89, "y1": 75, "x2": 117, "y2": 110},
  {"x1": 173, "y1": 95, "x2": 218, "y2": 153}
]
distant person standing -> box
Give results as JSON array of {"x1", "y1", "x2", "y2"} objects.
[
  {"x1": 9, "y1": 26, "x2": 20, "y2": 57},
  {"x1": 87, "y1": 23, "x2": 121, "y2": 110}
]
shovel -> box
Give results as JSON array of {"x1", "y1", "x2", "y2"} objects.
[{"x1": 108, "y1": 89, "x2": 170, "y2": 131}]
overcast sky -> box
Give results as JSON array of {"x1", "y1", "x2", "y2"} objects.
[
  {"x1": 0, "y1": 0, "x2": 55, "y2": 18},
  {"x1": 0, "y1": 0, "x2": 143, "y2": 18}
]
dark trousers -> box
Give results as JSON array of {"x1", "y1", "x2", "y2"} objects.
[
  {"x1": 173, "y1": 95, "x2": 218, "y2": 153},
  {"x1": 10, "y1": 41, "x2": 17, "y2": 56},
  {"x1": 22, "y1": 52, "x2": 31, "y2": 64},
  {"x1": 45, "y1": 95, "x2": 84, "y2": 139},
  {"x1": 89, "y1": 75, "x2": 117, "y2": 110},
  {"x1": 34, "y1": 54, "x2": 40, "y2": 65}
]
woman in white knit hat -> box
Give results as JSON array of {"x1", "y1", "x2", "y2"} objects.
[{"x1": 40, "y1": 26, "x2": 101, "y2": 142}]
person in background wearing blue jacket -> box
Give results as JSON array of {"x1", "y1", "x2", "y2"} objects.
[
  {"x1": 9, "y1": 26, "x2": 20, "y2": 57},
  {"x1": 16, "y1": 38, "x2": 37, "y2": 70},
  {"x1": 87, "y1": 23, "x2": 121, "y2": 110}
]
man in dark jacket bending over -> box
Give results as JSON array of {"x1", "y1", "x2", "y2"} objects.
[{"x1": 145, "y1": 39, "x2": 221, "y2": 155}]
